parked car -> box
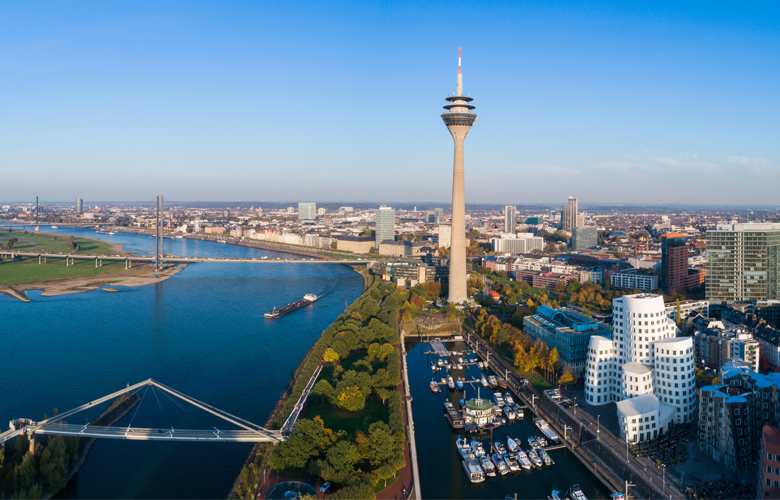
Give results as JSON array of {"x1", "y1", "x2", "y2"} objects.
[{"x1": 320, "y1": 482, "x2": 331, "y2": 493}]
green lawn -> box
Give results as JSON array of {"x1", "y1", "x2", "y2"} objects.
[
  {"x1": 0, "y1": 231, "x2": 115, "y2": 255},
  {"x1": 303, "y1": 397, "x2": 389, "y2": 436},
  {"x1": 523, "y1": 372, "x2": 554, "y2": 391},
  {"x1": 0, "y1": 256, "x2": 132, "y2": 286}
]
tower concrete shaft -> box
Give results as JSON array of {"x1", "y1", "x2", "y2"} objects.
[{"x1": 441, "y1": 48, "x2": 476, "y2": 304}]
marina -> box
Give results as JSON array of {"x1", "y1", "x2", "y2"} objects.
[{"x1": 407, "y1": 337, "x2": 611, "y2": 500}]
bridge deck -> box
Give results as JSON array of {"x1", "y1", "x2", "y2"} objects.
[
  {"x1": 33, "y1": 423, "x2": 282, "y2": 442},
  {"x1": 0, "y1": 250, "x2": 372, "y2": 264}
]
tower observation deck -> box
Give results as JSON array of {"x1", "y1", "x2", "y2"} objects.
[{"x1": 441, "y1": 48, "x2": 477, "y2": 304}]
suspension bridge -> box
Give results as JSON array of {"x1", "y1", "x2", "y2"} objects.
[{"x1": 0, "y1": 379, "x2": 302, "y2": 453}]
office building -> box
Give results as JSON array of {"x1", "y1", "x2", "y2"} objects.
[
  {"x1": 525, "y1": 216, "x2": 544, "y2": 225},
  {"x1": 297, "y1": 202, "x2": 317, "y2": 221},
  {"x1": 523, "y1": 305, "x2": 612, "y2": 376},
  {"x1": 664, "y1": 300, "x2": 709, "y2": 321},
  {"x1": 585, "y1": 294, "x2": 694, "y2": 442},
  {"x1": 375, "y1": 206, "x2": 395, "y2": 247},
  {"x1": 571, "y1": 226, "x2": 598, "y2": 250},
  {"x1": 561, "y1": 197, "x2": 578, "y2": 232},
  {"x1": 610, "y1": 269, "x2": 659, "y2": 292},
  {"x1": 706, "y1": 223, "x2": 780, "y2": 304},
  {"x1": 336, "y1": 236, "x2": 374, "y2": 254},
  {"x1": 661, "y1": 233, "x2": 688, "y2": 295},
  {"x1": 76, "y1": 198, "x2": 83, "y2": 215},
  {"x1": 504, "y1": 206, "x2": 516, "y2": 234},
  {"x1": 441, "y1": 48, "x2": 477, "y2": 303},
  {"x1": 438, "y1": 224, "x2": 451, "y2": 249},
  {"x1": 490, "y1": 233, "x2": 544, "y2": 254},
  {"x1": 760, "y1": 425, "x2": 780, "y2": 497}
]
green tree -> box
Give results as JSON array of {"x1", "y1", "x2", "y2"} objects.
[
  {"x1": 20, "y1": 452, "x2": 36, "y2": 489},
  {"x1": 367, "y1": 421, "x2": 396, "y2": 466},
  {"x1": 376, "y1": 463, "x2": 396, "y2": 487},
  {"x1": 312, "y1": 380, "x2": 334, "y2": 401},
  {"x1": 327, "y1": 440, "x2": 361, "y2": 473}
]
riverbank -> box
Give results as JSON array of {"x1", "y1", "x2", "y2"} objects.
[{"x1": 0, "y1": 264, "x2": 184, "y2": 301}]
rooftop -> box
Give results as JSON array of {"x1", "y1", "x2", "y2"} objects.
[{"x1": 616, "y1": 393, "x2": 658, "y2": 416}]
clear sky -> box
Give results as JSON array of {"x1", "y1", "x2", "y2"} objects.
[{"x1": 1, "y1": 1, "x2": 778, "y2": 205}]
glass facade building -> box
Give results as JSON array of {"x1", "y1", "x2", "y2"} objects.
[
  {"x1": 523, "y1": 305, "x2": 613, "y2": 376},
  {"x1": 571, "y1": 226, "x2": 598, "y2": 250},
  {"x1": 375, "y1": 206, "x2": 395, "y2": 247},
  {"x1": 297, "y1": 202, "x2": 316, "y2": 220},
  {"x1": 706, "y1": 223, "x2": 780, "y2": 304}
]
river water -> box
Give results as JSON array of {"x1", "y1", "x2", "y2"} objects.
[
  {"x1": 0, "y1": 227, "x2": 364, "y2": 499},
  {"x1": 404, "y1": 339, "x2": 612, "y2": 500}
]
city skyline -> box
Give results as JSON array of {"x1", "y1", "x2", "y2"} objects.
[{"x1": 1, "y1": 1, "x2": 779, "y2": 203}]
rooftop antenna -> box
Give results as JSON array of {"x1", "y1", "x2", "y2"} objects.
[{"x1": 457, "y1": 48, "x2": 463, "y2": 96}]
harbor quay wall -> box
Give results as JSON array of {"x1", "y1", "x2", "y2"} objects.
[{"x1": 461, "y1": 332, "x2": 667, "y2": 500}]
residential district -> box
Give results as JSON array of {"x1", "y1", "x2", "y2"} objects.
[{"x1": 5, "y1": 198, "x2": 780, "y2": 499}]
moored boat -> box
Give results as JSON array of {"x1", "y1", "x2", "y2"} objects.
[
  {"x1": 507, "y1": 437, "x2": 519, "y2": 453},
  {"x1": 470, "y1": 440, "x2": 486, "y2": 457},
  {"x1": 477, "y1": 360, "x2": 485, "y2": 369},
  {"x1": 528, "y1": 449, "x2": 543, "y2": 467},
  {"x1": 480, "y1": 374, "x2": 489, "y2": 387},
  {"x1": 430, "y1": 381, "x2": 440, "y2": 393},
  {"x1": 492, "y1": 453, "x2": 510, "y2": 475},
  {"x1": 456, "y1": 378, "x2": 464, "y2": 390},
  {"x1": 570, "y1": 484, "x2": 588, "y2": 500},
  {"x1": 462, "y1": 458, "x2": 485, "y2": 483},
  {"x1": 516, "y1": 449, "x2": 532, "y2": 469},
  {"x1": 503, "y1": 407, "x2": 516, "y2": 420},
  {"x1": 539, "y1": 448, "x2": 554, "y2": 466},
  {"x1": 488, "y1": 375, "x2": 498, "y2": 387},
  {"x1": 504, "y1": 453, "x2": 521, "y2": 472},
  {"x1": 480, "y1": 456, "x2": 496, "y2": 477},
  {"x1": 551, "y1": 490, "x2": 563, "y2": 500},
  {"x1": 447, "y1": 375, "x2": 455, "y2": 390},
  {"x1": 456, "y1": 437, "x2": 474, "y2": 459},
  {"x1": 493, "y1": 442, "x2": 507, "y2": 455},
  {"x1": 504, "y1": 394, "x2": 515, "y2": 406}
]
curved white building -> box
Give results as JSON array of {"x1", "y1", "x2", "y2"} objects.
[
  {"x1": 622, "y1": 362, "x2": 654, "y2": 398},
  {"x1": 653, "y1": 336, "x2": 695, "y2": 423},
  {"x1": 585, "y1": 336, "x2": 618, "y2": 405},
  {"x1": 585, "y1": 293, "x2": 695, "y2": 440}
]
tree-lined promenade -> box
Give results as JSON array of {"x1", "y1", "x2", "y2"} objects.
[{"x1": 231, "y1": 277, "x2": 414, "y2": 500}]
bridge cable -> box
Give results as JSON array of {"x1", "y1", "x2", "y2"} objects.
[
  {"x1": 151, "y1": 386, "x2": 171, "y2": 430},
  {"x1": 157, "y1": 386, "x2": 212, "y2": 430},
  {"x1": 126, "y1": 385, "x2": 150, "y2": 430}
]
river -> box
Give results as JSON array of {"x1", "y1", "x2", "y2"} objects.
[
  {"x1": 404, "y1": 338, "x2": 612, "y2": 500},
  {"x1": 0, "y1": 227, "x2": 364, "y2": 499}
]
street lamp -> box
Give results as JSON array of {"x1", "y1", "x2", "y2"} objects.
[
  {"x1": 574, "y1": 397, "x2": 577, "y2": 416},
  {"x1": 662, "y1": 464, "x2": 666, "y2": 496},
  {"x1": 625, "y1": 479, "x2": 635, "y2": 499},
  {"x1": 597, "y1": 415, "x2": 601, "y2": 439},
  {"x1": 532, "y1": 394, "x2": 537, "y2": 410}
]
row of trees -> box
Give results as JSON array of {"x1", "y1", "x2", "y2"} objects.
[{"x1": 473, "y1": 308, "x2": 578, "y2": 386}]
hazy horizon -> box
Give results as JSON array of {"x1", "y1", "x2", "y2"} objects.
[{"x1": 2, "y1": 1, "x2": 778, "y2": 204}]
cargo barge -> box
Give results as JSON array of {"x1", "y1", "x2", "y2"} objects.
[{"x1": 264, "y1": 294, "x2": 318, "y2": 319}]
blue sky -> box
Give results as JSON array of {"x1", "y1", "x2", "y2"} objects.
[{"x1": 1, "y1": 1, "x2": 778, "y2": 205}]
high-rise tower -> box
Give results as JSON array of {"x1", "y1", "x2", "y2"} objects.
[{"x1": 442, "y1": 48, "x2": 477, "y2": 304}]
